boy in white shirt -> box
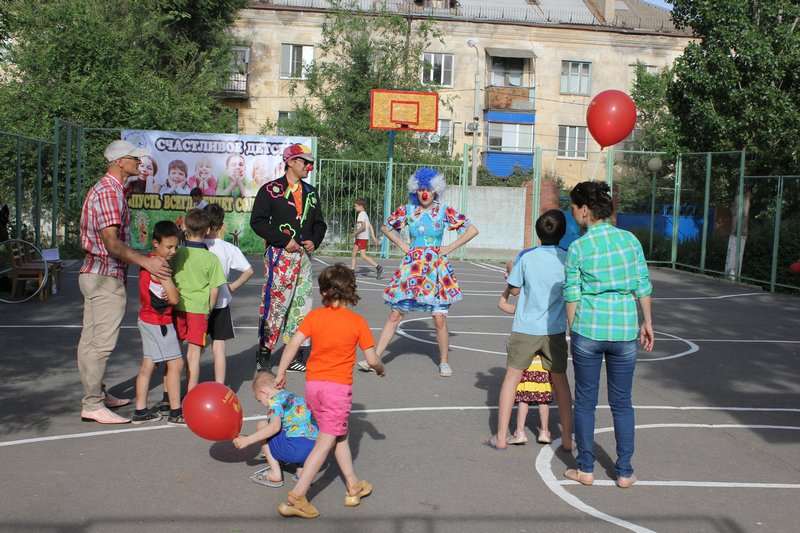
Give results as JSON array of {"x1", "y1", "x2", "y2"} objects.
[
  {"x1": 204, "y1": 203, "x2": 254, "y2": 384},
  {"x1": 350, "y1": 198, "x2": 382, "y2": 279}
]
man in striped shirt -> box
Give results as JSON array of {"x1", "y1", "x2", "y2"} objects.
[{"x1": 77, "y1": 140, "x2": 172, "y2": 424}]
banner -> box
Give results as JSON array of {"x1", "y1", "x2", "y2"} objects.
[{"x1": 122, "y1": 130, "x2": 314, "y2": 253}]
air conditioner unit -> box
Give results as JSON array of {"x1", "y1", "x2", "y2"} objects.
[{"x1": 464, "y1": 122, "x2": 478, "y2": 135}]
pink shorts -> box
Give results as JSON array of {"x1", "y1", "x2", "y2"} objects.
[
  {"x1": 304, "y1": 380, "x2": 353, "y2": 436},
  {"x1": 173, "y1": 311, "x2": 208, "y2": 347}
]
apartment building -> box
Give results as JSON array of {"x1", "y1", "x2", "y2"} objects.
[{"x1": 225, "y1": 0, "x2": 692, "y2": 181}]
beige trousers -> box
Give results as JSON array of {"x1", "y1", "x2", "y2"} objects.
[{"x1": 77, "y1": 273, "x2": 127, "y2": 410}]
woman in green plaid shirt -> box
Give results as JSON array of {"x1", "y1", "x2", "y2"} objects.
[{"x1": 563, "y1": 181, "x2": 654, "y2": 489}]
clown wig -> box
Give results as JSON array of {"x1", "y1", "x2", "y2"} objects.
[{"x1": 407, "y1": 168, "x2": 446, "y2": 206}]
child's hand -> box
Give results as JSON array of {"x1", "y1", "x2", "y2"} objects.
[
  {"x1": 232, "y1": 435, "x2": 248, "y2": 449},
  {"x1": 375, "y1": 365, "x2": 386, "y2": 378},
  {"x1": 373, "y1": 238, "x2": 379, "y2": 246}
]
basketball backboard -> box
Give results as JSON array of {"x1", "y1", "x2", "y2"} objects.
[{"x1": 369, "y1": 89, "x2": 439, "y2": 132}]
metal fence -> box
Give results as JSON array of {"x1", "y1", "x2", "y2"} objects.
[{"x1": 2, "y1": 121, "x2": 798, "y2": 294}]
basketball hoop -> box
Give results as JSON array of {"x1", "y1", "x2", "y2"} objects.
[{"x1": 370, "y1": 89, "x2": 439, "y2": 132}]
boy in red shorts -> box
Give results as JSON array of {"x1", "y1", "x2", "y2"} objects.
[
  {"x1": 350, "y1": 198, "x2": 382, "y2": 279},
  {"x1": 172, "y1": 208, "x2": 227, "y2": 392}
]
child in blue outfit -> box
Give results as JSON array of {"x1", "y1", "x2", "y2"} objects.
[
  {"x1": 488, "y1": 209, "x2": 574, "y2": 450},
  {"x1": 234, "y1": 371, "x2": 318, "y2": 487}
]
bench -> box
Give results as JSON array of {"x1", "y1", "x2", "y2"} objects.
[{"x1": 4, "y1": 240, "x2": 62, "y2": 301}]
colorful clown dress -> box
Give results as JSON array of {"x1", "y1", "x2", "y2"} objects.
[{"x1": 383, "y1": 202, "x2": 471, "y2": 313}]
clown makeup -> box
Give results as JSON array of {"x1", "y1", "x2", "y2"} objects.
[{"x1": 417, "y1": 187, "x2": 434, "y2": 208}]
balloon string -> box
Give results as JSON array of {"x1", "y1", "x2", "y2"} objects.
[{"x1": 589, "y1": 149, "x2": 603, "y2": 182}]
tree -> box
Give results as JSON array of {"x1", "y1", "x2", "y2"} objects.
[
  {"x1": 263, "y1": 0, "x2": 455, "y2": 162},
  {"x1": 630, "y1": 63, "x2": 681, "y2": 154},
  {"x1": 669, "y1": 0, "x2": 800, "y2": 175},
  {"x1": 0, "y1": 0, "x2": 247, "y2": 139},
  {"x1": 666, "y1": 0, "x2": 800, "y2": 276}
]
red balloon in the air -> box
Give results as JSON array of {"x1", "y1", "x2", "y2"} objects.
[
  {"x1": 790, "y1": 262, "x2": 800, "y2": 274},
  {"x1": 586, "y1": 90, "x2": 637, "y2": 149},
  {"x1": 183, "y1": 382, "x2": 243, "y2": 441}
]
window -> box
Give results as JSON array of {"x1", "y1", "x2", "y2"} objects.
[
  {"x1": 628, "y1": 63, "x2": 660, "y2": 92},
  {"x1": 422, "y1": 53, "x2": 454, "y2": 86},
  {"x1": 280, "y1": 44, "x2": 313, "y2": 79},
  {"x1": 488, "y1": 122, "x2": 533, "y2": 152},
  {"x1": 437, "y1": 119, "x2": 452, "y2": 139},
  {"x1": 226, "y1": 46, "x2": 249, "y2": 93},
  {"x1": 491, "y1": 57, "x2": 524, "y2": 87},
  {"x1": 558, "y1": 125, "x2": 588, "y2": 159},
  {"x1": 560, "y1": 61, "x2": 591, "y2": 95},
  {"x1": 277, "y1": 111, "x2": 293, "y2": 122}
]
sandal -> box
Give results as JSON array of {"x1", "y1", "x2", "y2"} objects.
[
  {"x1": 250, "y1": 467, "x2": 284, "y2": 488},
  {"x1": 277, "y1": 491, "x2": 319, "y2": 518},
  {"x1": 616, "y1": 474, "x2": 637, "y2": 489},
  {"x1": 344, "y1": 480, "x2": 373, "y2": 507},
  {"x1": 564, "y1": 468, "x2": 594, "y2": 486},
  {"x1": 537, "y1": 429, "x2": 552, "y2": 444},
  {"x1": 506, "y1": 432, "x2": 528, "y2": 445}
]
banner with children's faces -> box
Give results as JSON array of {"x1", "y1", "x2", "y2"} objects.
[{"x1": 122, "y1": 130, "x2": 314, "y2": 254}]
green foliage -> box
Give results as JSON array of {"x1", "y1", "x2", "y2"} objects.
[
  {"x1": 630, "y1": 63, "x2": 681, "y2": 154},
  {"x1": 669, "y1": 0, "x2": 800, "y2": 176},
  {"x1": 261, "y1": 0, "x2": 455, "y2": 163},
  {"x1": 0, "y1": 0, "x2": 245, "y2": 139}
]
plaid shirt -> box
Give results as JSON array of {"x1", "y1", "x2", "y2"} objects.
[
  {"x1": 80, "y1": 173, "x2": 131, "y2": 280},
  {"x1": 564, "y1": 222, "x2": 652, "y2": 341}
]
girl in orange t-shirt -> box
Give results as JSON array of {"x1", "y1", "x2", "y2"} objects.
[{"x1": 274, "y1": 264, "x2": 385, "y2": 519}]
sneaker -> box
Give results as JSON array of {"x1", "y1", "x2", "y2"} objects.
[
  {"x1": 287, "y1": 358, "x2": 306, "y2": 373},
  {"x1": 153, "y1": 400, "x2": 170, "y2": 414},
  {"x1": 356, "y1": 360, "x2": 374, "y2": 372},
  {"x1": 132, "y1": 410, "x2": 162, "y2": 425},
  {"x1": 376, "y1": 265, "x2": 384, "y2": 280},
  {"x1": 438, "y1": 362, "x2": 453, "y2": 377},
  {"x1": 167, "y1": 414, "x2": 186, "y2": 427},
  {"x1": 256, "y1": 348, "x2": 271, "y2": 373}
]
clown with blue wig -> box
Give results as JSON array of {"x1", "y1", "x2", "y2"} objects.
[{"x1": 357, "y1": 168, "x2": 479, "y2": 377}]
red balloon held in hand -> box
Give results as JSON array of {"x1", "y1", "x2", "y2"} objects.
[
  {"x1": 586, "y1": 90, "x2": 637, "y2": 149},
  {"x1": 183, "y1": 382, "x2": 243, "y2": 441}
]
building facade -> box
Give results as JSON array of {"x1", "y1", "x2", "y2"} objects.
[{"x1": 226, "y1": 0, "x2": 693, "y2": 183}]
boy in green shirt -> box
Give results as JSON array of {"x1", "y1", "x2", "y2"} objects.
[{"x1": 172, "y1": 208, "x2": 228, "y2": 391}]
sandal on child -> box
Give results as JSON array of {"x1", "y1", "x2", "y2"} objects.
[
  {"x1": 277, "y1": 491, "x2": 319, "y2": 518},
  {"x1": 564, "y1": 468, "x2": 595, "y2": 486},
  {"x1": 616, "y1": 474, "x2": 637, "y2": 489},
  {"x1": 250, "y1": 467, "x2": 284, "y2": 488},
  {"x1": 344, "y1": 480, "x2": 373, "y2": 507},
  {"x1": 506, "y1": 433, "x2": 528, "y2": 445},
  {"x1": 537, "y1": 429, "x2": 552, "y2": 444}
]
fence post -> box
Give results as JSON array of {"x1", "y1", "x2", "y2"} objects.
[
  {"x1": 15, "y1": 137, "x2": 22, "y2": 239},
  {"x1": 733, "y1": 150, "x2": 746, "y2": 281},
  {"x1": 64, "y1": 124, "x2": 73, "y2": 244},
  {"x1": 380, "y1": 130, "x2": 395, "y2": 259},
  {"x1": 51, "y1": 118, "x2": 61, "y2": 246},
  {"x1": 671, "y1": 153, "x2": 682, "y2": 266},
  {"x1": 35, "y1": 142, "x2": 43, "y2": 247},
  {"x1": 768, "y1": 176, "x2": 783, "y2": 292},
  {"x1": 76, "y1": 126, "x2": 85, "y2": 205},
  {"x1": 700, "y1": 151, "x2": 712, "y2": 273}
]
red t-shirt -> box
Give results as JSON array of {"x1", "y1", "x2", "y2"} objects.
[
  {"x1": 298, "y1": 306, "x2": 375, "y2": 385},
  {"x1": 138, "y1": 258, "x2": 173, "y2": 326}
]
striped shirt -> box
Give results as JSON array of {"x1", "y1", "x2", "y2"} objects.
[
  {"x1": 564, "y1": 222, "x2": 652, "y2": 341},
  {"x1": 80, "y1": 174, "x2": 130, "y2": 280}
]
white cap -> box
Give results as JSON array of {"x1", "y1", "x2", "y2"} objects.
[{"x1": 103, "y1": 140, "x2": 148, "y2": 162}]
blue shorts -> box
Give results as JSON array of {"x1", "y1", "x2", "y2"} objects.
[{"x1": 267, "y1": 430, "x2": 316, "y2": 466}]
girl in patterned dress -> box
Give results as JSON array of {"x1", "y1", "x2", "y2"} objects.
[{"x1": 358, "y1": 168, "x2": 478, "y2": 377}]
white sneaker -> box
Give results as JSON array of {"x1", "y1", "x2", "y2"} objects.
[
  {"x1": 438, "y1": 362, "x2": 453, "y2": 377},
  {"x1": 356, "y1": 360, "x2": 374, "y2": 372}
]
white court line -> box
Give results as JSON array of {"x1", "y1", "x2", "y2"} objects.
[
  {"x1": 312, "y1": 257, "x2": 330, "y2": 266},
  {"x1": 558, "y1": 480, "x2": 800, "y2": 489},
  {"x1": 654, "y1": 292, "x2": 763, "y2": 300},
  {"x1": 469, "y1": 262, "x2": 506, "y2": 273},
  {"x1": 536, "y1": 423, "x2": 800, "y2": 533},
  {"x1": 3, "y1": 406, "x2": 799, "y2": 448}
]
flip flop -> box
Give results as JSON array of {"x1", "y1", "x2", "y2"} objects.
[
  {"x1": 250, "y1": 467, "x2": 284, "y2": 488},
  {"x1": 483, "y1": 435, "x2": 507, "y2": 451}
]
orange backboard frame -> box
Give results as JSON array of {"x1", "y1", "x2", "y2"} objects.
[{"x1": 370, "y1": 89, "x2": 439, "y2": 132}]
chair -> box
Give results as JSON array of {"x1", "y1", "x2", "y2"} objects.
[{"x1": 5, "y1": 240, "x2": 50, "y2": 300}]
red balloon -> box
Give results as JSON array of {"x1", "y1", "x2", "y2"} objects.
[
  {"x1": 183, "y1": 382, "x2": 243, "y2": 441},
  {"x1": 790, "y1": 262, "x2": 800, "y2": 274},
  {"x1": 586, "y1": 90, "x2": 637, "y2": 149}
]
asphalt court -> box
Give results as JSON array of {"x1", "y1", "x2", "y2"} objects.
[{"x1": 1, "y1": 255, "x2": 799, "y2": 532}]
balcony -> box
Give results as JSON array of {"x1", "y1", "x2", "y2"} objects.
[
  {"x1": 485, "y1": 86, "x2": 535, "y2": 112},
  {"x1": 221, "y1": 72, "x2": 248, "y2": 99}
]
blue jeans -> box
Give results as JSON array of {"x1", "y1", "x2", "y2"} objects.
[{"x1": 571, "y1": 332, "x2": 637, "y2": 478}]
